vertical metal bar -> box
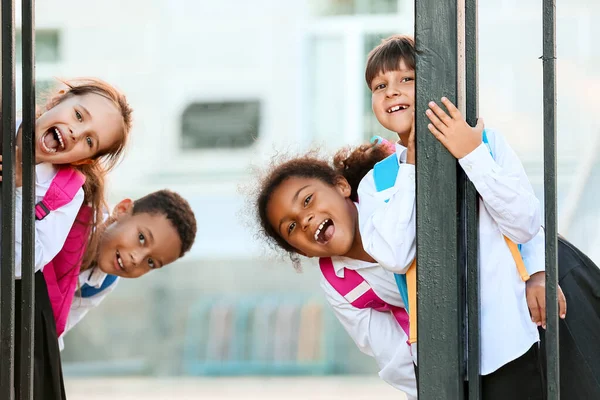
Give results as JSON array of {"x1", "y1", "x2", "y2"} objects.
[
  {"x1": 415, "y1": 0, "x2": 464, "y2": 397},
  {"x1": 464, "y1": 0, "x2": 481, "y2": 398},
  {"x1": 20, "y1": 0, "x2": 36, "y2": 398},
  {"x1": 542, "y1": 0, "x2": 559, "y2": 398},
  {"x1": 0, "y1": 0, "x2": 17, "y2": 399}
]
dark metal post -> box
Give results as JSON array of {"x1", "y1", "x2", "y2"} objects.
[
  {"x1": 464, "y1": 0, "x2": 481, "y2": 398},
  {"x1": 20, "y1": 0, "x2": 36, "y2": 398},
  {"x1": 542, "y1": 0, "x2": 559, "y2": 398},
  {"x1": 415, "y1": 0, "x2": 465, "y2": 397},
  {"x1": 0, "y1": 0, "x2": 17, "y2": 398}
]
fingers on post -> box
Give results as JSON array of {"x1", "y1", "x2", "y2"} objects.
[
  {"x1": 441, "y1": 97, "x2": 462, "y2": 120},
  {"x1": 428, "y1": 101, "x2": 452, "y2": 126}
]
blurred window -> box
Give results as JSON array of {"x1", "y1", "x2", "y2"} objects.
[
  {"x1": 180, "y1": 100, "x2": 261, "y2": 150},
  {"x1": 309, "y1": 0, "x2": 399, "y2": 16}
]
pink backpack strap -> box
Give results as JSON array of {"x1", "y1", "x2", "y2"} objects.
[
  {"x1": 35, "y1": 167, "x2": 86, "y2": 220},
  {"x1": 319, "y1": 257, "x2": 410, "y2": 338}
]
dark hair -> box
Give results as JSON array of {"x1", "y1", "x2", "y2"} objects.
[
  {"x1": 132, "y1": 190, "x2": 197, "y2": 257},
  {"x1": 333, "y1": 142, "x2": 395, "y2": 202},
  {"x1": 256, "y1": 143, "x2": 393, "y2": 254},
  {"x1": 365, "y1": 34, "x2": 416, "y2": 89}
]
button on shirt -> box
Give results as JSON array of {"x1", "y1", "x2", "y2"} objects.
[{"x1": 357, "y1": 129, "x2": 542, "y2": 375}]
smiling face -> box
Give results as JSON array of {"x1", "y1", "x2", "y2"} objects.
[
  {"x1": 34, "y1": 92, "x2": 124, "y2": 165},
  {"x1": 370, "y1": 60, "x2": 415, "y2": 139},
  {"x1": 265, "y1": 176, "x2": 360, "y2": 258},
  {"x1": 96, "y1": 199, "x2": 182, "y2": 278}
]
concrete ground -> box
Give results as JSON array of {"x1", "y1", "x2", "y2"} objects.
[{"x1": 65, "y1": 377, "x2": 406, "y2": 400}]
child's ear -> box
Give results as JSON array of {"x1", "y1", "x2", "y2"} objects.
[
  {"x1": 112, "y1": 198, "x2": 134, "y2": 220},
  {"x1": 335, "y1": 176, "x2": 352, "y2": 198}
]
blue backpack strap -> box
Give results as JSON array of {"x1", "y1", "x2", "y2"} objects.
[
  {"x1": 394, "y1": 273, "x2": 410, "y2": 313},
  {"x1": 371, "y1": 151, "x2": 411, "y2": 311},
  {"x1": 372, "y1": 154, "x2": 399, "y2": 193},
  {"x1": 80, "y1": 274, "x2": 118, "y2": 298}
]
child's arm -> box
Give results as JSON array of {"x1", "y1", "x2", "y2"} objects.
[
  {"x1": 321, "y1": 279, "x2": 417, "y2": 397},
  {"x1": 426, "y1": 98, "x2": 541, "y2": 243},
  {"x1": 357, "y1": 152, "x2": 416, "y2": 274},
  {"x1": 14, "y1": 186, "x2": 85, "y2": 277},
  {"x1": 521, "y1": 229, "x2": 567, "y2": 327}
]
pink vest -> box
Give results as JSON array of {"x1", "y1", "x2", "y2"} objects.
[
  {"x1": 39, "y1": 167, "x2": 91, "y2": 336},
  {"x1": 319, "y1": 257, "x2": 410, "y2": 339}
]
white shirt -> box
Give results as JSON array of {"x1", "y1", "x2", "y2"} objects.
[
  {"x1": 320, "y1": 256, "x2": 417, "y2": 400},
  {"x1": 58, "y1": 266, "x2": 120, "y2": 350},
  {"x1": 357, "y1": 129, "x2": 542, "y2": 375},
  {"x1": 14, "y1": 162, "x2": 85, "y2": 278}
]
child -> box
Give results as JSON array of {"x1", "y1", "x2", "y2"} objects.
[
  {"x1": 253, "y1": 145, "x2": 420, "y2": 399},
  {"x1": 362, "y1": 34, "x2": 554, "y2": 398},
  {"x1": 3, "y1": 77, "x2": 133, "y2": 400},
  {"x1": 59, "y1": 189, "x2": 197, "y2": 344}
]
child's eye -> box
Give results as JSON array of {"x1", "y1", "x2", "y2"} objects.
[
  {"x1": 288, "y1": 221, "x2": 296, "y2": 234},
  {"x1": 86, "y1": 137, "x2": 93, "y2": 148},
  {"x1": 304, "y1": 194, "x2": 312, "y2": 207},
  {"x1": 139, "y1": 233, "x2": 145, "y2": 245},
  {"x1": 373, "y1": 83, "x2": 386, "y2": 91},
  {"x1": 148, "y1": 258, "x2": 155, "y2": 269},
  {"x1": 401, "y1": 77, "x2": 414, "y2": 83},
  {"x1": 75, "y1": 110, "x2": 83, "y2": 122}
]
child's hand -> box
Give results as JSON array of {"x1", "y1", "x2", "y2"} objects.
[
  {"x1": 406, "y1": 112, "x2": 415, "y2": 165},
  {"x1": 425, "y1": 97, "x2": 484, "y2": 159},
  {"x1": 526, "y1": 271, "x2": 567, "y2": 329}
]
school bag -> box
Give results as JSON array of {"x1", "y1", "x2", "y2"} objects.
[{"x1": 40, "y1": 167, "x2": 92, "y2": 336}]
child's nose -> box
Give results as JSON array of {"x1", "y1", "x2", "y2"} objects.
[
  {"x1": 130, "y1": 251, "x2": 142, "y2": 266},
  {"x1": 386, "y1": 85, "x2": 400, "y2": 98},
  {"x1": 301, "y1": 213, "x2": 314, "y2": 231}
]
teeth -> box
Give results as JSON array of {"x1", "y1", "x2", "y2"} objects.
[
  {"x1": 54, "y1": 128, "x2": 65, "y2": 150},
  {"x1": 116, "y1": 251, "x2": 124, "y2": 269},
  {"x1": 387, "y1": 105, "x2": 407, "y2": 113},
  {"x1": 314, "y1": 219, "x2": 329, "y2": 242}
]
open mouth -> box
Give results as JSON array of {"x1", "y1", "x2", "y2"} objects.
[
  {"x1": 387, "y1": 104, "x2": 409, "y2": 113},
  {"x1": 115, "y1": 250, "x2": 125, "y2": 271},
  {"x1": 40, "y1": 126, "x2": 66, "y2": 154},
  {"x1": 314, "y1": 218, "x2": 335, "y2": 244}
]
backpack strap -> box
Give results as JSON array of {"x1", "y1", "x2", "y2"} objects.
[
  {"x1": 372, "y1": 151, "x2": 418, "y2": 343},
  {"x1": 35, "y1": 167, "x2": 86, "y2": 220},
  {"x1": 373, "y1": 154, "x2": 399, "y2": 194},
  {"x1": 319, "y1": 257, "x2": 410, "y2": 338},
  {"x1": 80, "y1": 274, "x2": 119, "y2": 298}
]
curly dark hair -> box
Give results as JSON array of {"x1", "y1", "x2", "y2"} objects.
[
  {"x1": 333, "y1": 142, "x2": 395, "y2": 202},
  {"x1": 132, "y1": 190, "x2": 197, "y2": 257},
  {"x1": 256, "y1": 142, "x2": 393, "y2": 256}
]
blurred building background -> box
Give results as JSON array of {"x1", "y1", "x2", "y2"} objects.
[{"x1": 11, "y1": 0, "x2": 600, "y2": 394}]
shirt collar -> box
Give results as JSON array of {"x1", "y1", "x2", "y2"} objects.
[
  {"x1": 395, "y1": 142, "x2": 408, "y2": 163},
  {"x1": 81, "y1": 267, "x2": 109, "y2": 288},
  {"x1": 330, "y1": 256, "x2": 379, "y2": 277},
  {"x1": 35, "y1": 162, "x2": 58, "y2": 186}
]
